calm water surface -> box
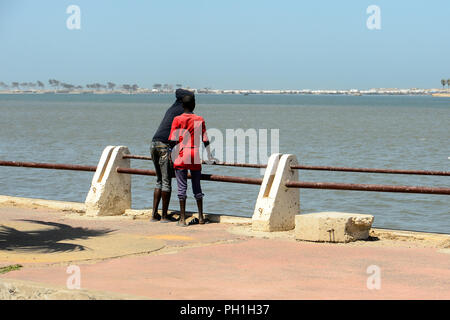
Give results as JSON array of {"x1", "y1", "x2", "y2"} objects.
[{"x1": 0, "y1": 94, "x2": 449, "y2": 233}]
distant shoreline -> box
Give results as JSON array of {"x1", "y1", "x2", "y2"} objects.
[
  {"x1": 0, "y1": 89, "x2": 449, "y2": 97},
  {"x1": 432, "y1": 93, "x2": 450, "y2": 97}
]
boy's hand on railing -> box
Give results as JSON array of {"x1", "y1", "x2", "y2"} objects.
[
  {"x1": 204, "y1": 144, "x2": 219, "y2": 164},
  {"x1": 205, "y1": 157, "x2": 219, "y2": 165}
]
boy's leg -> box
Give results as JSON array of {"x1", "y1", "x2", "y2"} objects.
[
  {"x1": 175, "y1": 169, "x2": 188, "y2": 226},
  {"x1": 150, "y1": 143, "x2": 162, "y2": 221},
  {"x1": 159, "y1": 145, "x2": 173, "y2": 222},
  {"x1": 191, "y1": 170, "x2": 205, "y2": 224},
  {"x1": 179, "y1": 198, "x2": 186, "y2": 226},
  {"x1": 151, "y1": 189, "x2": 162, "y2": 221},
  {"x1": 160, "y1": 191, "x2": 172, "y2": 222},
  {"x1": 196, "y1": 198, "x2": 204, "y2": 224}
]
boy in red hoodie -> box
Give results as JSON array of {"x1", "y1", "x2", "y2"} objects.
[{"x1": 169, "y1": 95, "x2": 216, "y2": 226}]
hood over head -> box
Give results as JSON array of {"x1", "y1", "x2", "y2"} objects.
[{"x1": 175, "y1": 88, "x2": 195, "y2": 101}]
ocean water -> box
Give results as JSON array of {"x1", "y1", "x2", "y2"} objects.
[{"x1": 0, "y1": 94, "x2": 449, "y2": 233}]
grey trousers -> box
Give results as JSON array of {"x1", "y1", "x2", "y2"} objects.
[
  {"x1": 175, "y1": 169, "x2": 204, "y2": 200},
  {"x1": 150, "y1": 141, "x2": 173, "y2": 192}
]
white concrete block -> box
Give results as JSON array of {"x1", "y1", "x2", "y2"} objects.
[
  {"x1": 252, "y1": 154, "x2": 299, "y2": 232},
  {"x1": 295, "y1": 212, "x2": 374, "y2": 243},
  {"x1": 85, "y1": 146, "x2": 131, "y2": 216}
]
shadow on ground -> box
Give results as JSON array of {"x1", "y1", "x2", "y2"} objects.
[{"x1": 0, "y1": 220, "x2": 114, "y2": 253}]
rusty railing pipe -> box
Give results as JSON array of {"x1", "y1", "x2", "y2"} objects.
[
  {"x1": 285, "y1": 180, "x2": 450, "y2": 195},
  {"x1": 290, "y1": 165, "x2": 450, "y2": 176},
  {"x1": 0, "y1": 160, "x2": 97, "y2": 172},
  {"x1": 116, "y1": 167, "x2": 263, "y2": 185},
  {"x1": 122, "y1": 154, "x2": 450, "y2": 176}
]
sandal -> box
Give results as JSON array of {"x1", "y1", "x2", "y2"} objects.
[
  {"x1": 189, "y1": 217, "x2": 210, "y2": 225},
  {"x1": 188, "y1": 218, "x2": 200, "y2": 226},
  {"x1": 150, "y1": 215, "x2": 161, "y2": 222}
]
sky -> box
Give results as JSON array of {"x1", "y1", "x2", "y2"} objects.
[{"x1": 1, "y1": 0, "x2": 449, "y2": 90}]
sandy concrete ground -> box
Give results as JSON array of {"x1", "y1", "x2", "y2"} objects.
[{"x1": 0, "y1": 205, "x2": 449, "y2": 300}]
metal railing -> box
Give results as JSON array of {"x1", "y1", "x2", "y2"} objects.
[
  {"x1": 1, "y1": 158, "x2": 449, "y2": 195},
  {"x1": 123, "y1": 154, "x2": 450, "y2": 176}
]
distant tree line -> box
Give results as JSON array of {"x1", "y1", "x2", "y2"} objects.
[
  {"x1": 0, "y1": 80, "x2": 188, "y2": 92},
  {"x1": 152, "y1": 83, "x2": 183, "y2": 91},
  {"x1": 0, "y1": 81, "x2": 45, "y2": 90},
  {"x1": 0, "y1": 80, "x2": 142, "y2": 92},
  {"x1": 441, "y1": 79, "x2": 450, "y2": 89}
]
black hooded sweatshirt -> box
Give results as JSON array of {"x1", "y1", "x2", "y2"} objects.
[{"x1": 152, "y1": 89, "x2": 195, "y2": 144}]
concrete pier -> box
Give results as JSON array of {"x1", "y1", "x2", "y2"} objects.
[
  {"x1": 295, "y1": 212, "x2": 374, "y2": 243},
  {"x1": 0, "y1": 197, "x2": 449, "y2": 300},
  {"x1": 252, "y1": 154, "x2": 299, "y2": 232},
  {"x1": 85, "y1": 146, "x2": 132, "y2": 216}
]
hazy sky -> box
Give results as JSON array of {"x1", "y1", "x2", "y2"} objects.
[{"x1": 1, "y1": 0, "x2": 449, "y2": 89}]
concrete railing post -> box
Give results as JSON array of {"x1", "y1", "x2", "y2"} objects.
[
  {"x1": 252, "y1": 154, "x2": 300, "y2": 231},
  {"x1": 85, "y1": 146, "x2": 131, "y2": 216}
]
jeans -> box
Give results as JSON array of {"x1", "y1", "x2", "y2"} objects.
[
  {"x1": 175, "y1": 169, "x2": 204, "y2": 200},
  {"x1": 150, "y1": 141, "x2": 173, "y2": 192}
]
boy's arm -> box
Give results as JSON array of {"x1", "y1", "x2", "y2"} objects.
[
  {"x1": 168, "y1": 139, "x2": 178, "y2": 148},
  {"x1": 204, "y1": 142, "x2": 214, "y2": 161},
  {"x1": 202, "y1": 120, "x2": 218, "y2": 164},
  {"x1": 168, "y1": 118, "x2": 180, "y2": 148}
]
